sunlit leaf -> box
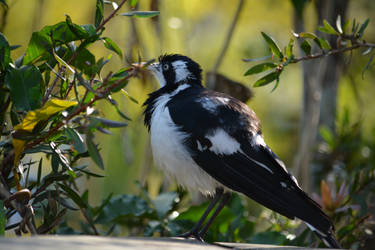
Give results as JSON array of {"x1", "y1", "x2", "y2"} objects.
[
  {"x1": 336, "y1": 15, "x2": 343, "y2": 34},
  {"x1": 318, "y1": 20, "x2": 339, "y2": 35},
  {"x1": 244, "y1": 63, "x2": 277, "y2": 76},
  {"x1": 129, "y1": 0, "x2": 138, "y2": 8},
  {"x1": 286, "y1": 38, "x2": 294, "y2": 58},
  {"x1": 261, "y1": 32, "x2": 283, "y2": 60},
  {"x1": 253, "y1": 71, "x2": 279, "y2": 87},
  {"x1": 14, "y1": 99, "x2": 77, "y2": 132},
  {"x1": 102, "y1": 37, "x2": 123, "y2": 58},
  {"x1": 120, "y1": 11, "x2": 160, "y2": 18},
  {"x1": 12, "y1": 139, "x2": 26, "y2": 167},
  {"x1": 317, "y1": 38, "x2": 331, "y2": 50}
]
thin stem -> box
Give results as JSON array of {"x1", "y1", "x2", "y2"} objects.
[
  {"x1": 291, "y1": 42, "x2": 375, "y2": 63},
  {"x1": 24, "y1": 70, "x2": 136, "y2": 151},
  {"x1": 96, "y1": 0, "x2": 128, "y2": 32},
  {"x1": 212, "y1": 0, "x2": 244, "y2": 72},
  {"x1": 42, "y1": 67, "x2": 64, "y2": 105}
]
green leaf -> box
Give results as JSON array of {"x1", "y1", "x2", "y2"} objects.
[
  {"x1": 300, "y1": 40, "x2": 311, "y2": 55},
  {"x1": 71, "y1": 48, "x2": 96, "y2": 77},
  {"x1": 152, "y1": 192, "x2": 177, "y2": 219},
  {"x1": 129, "y1": 0, "x2": 138, "y2": 8},
  {"x1": 50, "y1": 142, "x2": 76, "y2": 178},
  {"x1": 0, "y1": 33, "x2": 10, "y2": 70},
  {"x1": 317, "y1": 38, "x2": 331, "y2": 50},
  {"x1": 320, "y1": 126, "x2": 335, "y2": 148},
  {"x1": 93, "y1": 117, "x2": 127, "y2": 128},
  {"x1": 102, "y1": 37, "x2": 123, "y2": 58},
  {"x1": 261, "y1": 32, "x2": 283, "y2": 60},
  {"x1": 5, "y1": 65, "x2": 43, "y2": 111},
  {"x1": 358, "y1": 18, "x2": 370, "y2": 38},
  {"x1": 58, "y1": 183, "x2": 87, "y2": 209},
  {"x1": 253, "y1": 71, "x2": 280, "y2": 87},
  {"x1": 95, "y1": 0, "x2": 104, "y2": 28},
  {"x1": 0, "y1": 200, "x2": 5, "y2": 236},
  {"x1": 95, "y1": 195, "x2": 152, "y2": 223},
  {"x1": 23, "y1": 32, "x2": 52, "y2": 64},
  {"x1": 37, "y1": 158, "x2": 43, "y2": 185},
  {"x1": 286, "y1": 38, "x2": 294, "y2": 58},
  {"x1": 336, "y1": 15, "x2": 343, "y2": 34},
  {"x1": 244, "y1": 63, "x2": 277, "y2": 76},
  {"x1": 86, "y1": 132, "x2": 104, "y2": 170},
  {"x1": 319, "y1": 20, "x2": 339, "y2": 35},
  {"x1": 120, "y1": 11, "x2": 160, "y2": 18},
  {"x1": 65, "y1": 128, "x2": 86, "y2": 154},
  {"x1": 65, "y1": 15, "x2": 92, "y2": 39}
]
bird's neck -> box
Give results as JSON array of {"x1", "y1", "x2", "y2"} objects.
[{"x1": 143, "y1": 80, "x2": 203, "y2": 131}]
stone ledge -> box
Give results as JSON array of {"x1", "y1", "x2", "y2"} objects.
[{"x1": 0, "y1": 235, "x2": 337, "y2": 250}]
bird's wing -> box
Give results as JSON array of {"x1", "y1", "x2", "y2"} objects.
[{"x1": 166, "y1": 87, "x2": 333, "y2": 234}]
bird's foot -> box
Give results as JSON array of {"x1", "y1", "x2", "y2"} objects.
[{"x1": 178, "y1": 230, "x2": 204, "y2": 242}]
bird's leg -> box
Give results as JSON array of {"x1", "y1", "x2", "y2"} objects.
[
  {"x1": 197, "y1": 192, "x2": 231, "y2": 239},
  {"x1": 178, "y1": 188, "x2": 224, "y2": 240}
]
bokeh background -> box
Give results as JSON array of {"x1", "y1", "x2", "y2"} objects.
[{"x1": 3, "y1": 0, "x2": 375, "y2": 240}]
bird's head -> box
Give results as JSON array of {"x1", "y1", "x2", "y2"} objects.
[{"x1": 148, "y1": 54, "x2": 202, "y2": 87}]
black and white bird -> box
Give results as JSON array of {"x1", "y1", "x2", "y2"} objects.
[{"x1": 143, "y1": 54, "x2": 340, "y2": 248}]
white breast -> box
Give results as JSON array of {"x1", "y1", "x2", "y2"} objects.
[{"x1": 149, "y1": 92, "x2": 221, "y2": 195}]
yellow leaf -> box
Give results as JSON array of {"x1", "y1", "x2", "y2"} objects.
[
  {"x1": 12, "y1": 99, "x2": 77, "y2": 166},
  {"x1": 12, "y1": 139, "x2": 26, "y2": 167},
  {"x1": 14, "y1": 99, "x2": 77, "y2": 132}
]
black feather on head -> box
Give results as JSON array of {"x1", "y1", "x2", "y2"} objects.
[{"x1": 158, "y1": 54, "x2": 202, "y2": 82}]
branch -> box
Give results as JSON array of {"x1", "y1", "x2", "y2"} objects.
[
  {"x1": 24, "y1": 70, "x2": 136, "y2": 151},
  {"x1": 212, "y1": 0, "x2": 244, "y2": 72},
  {"x1": 96, "y1": 0, "x2": 128, "y2": 32},
  {"x1": 291, "y1": 42, "x2": 375, "y2": 63}
]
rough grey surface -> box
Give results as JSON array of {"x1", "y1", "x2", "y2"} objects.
[{"x1": 0, "y1": 236, "x2": 335, "y2": 250}]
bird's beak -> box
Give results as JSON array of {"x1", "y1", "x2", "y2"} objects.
[{"x1": 147, "y1": 62, "x2": 161, "y2": 74}]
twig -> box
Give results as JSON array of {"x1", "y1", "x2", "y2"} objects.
[
  {"x1": 24, "y1": 70, "x2": 136, "y2": 151},
  {"x1": 81, "y1": 207, "x2": 99, "y2": 235},
  {"x1": 42, "y1": 67, "x2": 64, "y2": 105},
  {"x1": 212, "y1": 0, "x2": 244, "y2": 73},
  {"x1": 291, "y1": 42, "x2": 375, "y2": 63},
  {"x1": 96, "y1": 0, "x2": 128, "y2": 32}
]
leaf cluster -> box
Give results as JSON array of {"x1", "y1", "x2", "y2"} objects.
[
  {"x1": 0, "y1": 0, "x2": 158, "y2": 236},
  {"x1": 244, "y1": 16, "x2": 373, "y2": 90}
]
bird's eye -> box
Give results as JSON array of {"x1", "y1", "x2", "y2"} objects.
[{"x1": 162, "y1": 64, "x2": 169, "y2": 71}]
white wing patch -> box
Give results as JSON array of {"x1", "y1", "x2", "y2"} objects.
[
  {"x1": 206, "y1": 128, "x2": 241, "y2": 155},
  {"x1": 200, "y1": 96, "x2": 230, "y2": 114}
]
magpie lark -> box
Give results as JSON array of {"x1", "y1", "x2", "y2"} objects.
[{"x1": 143, "y1": 54, "x2": 341, "y2": 248}]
